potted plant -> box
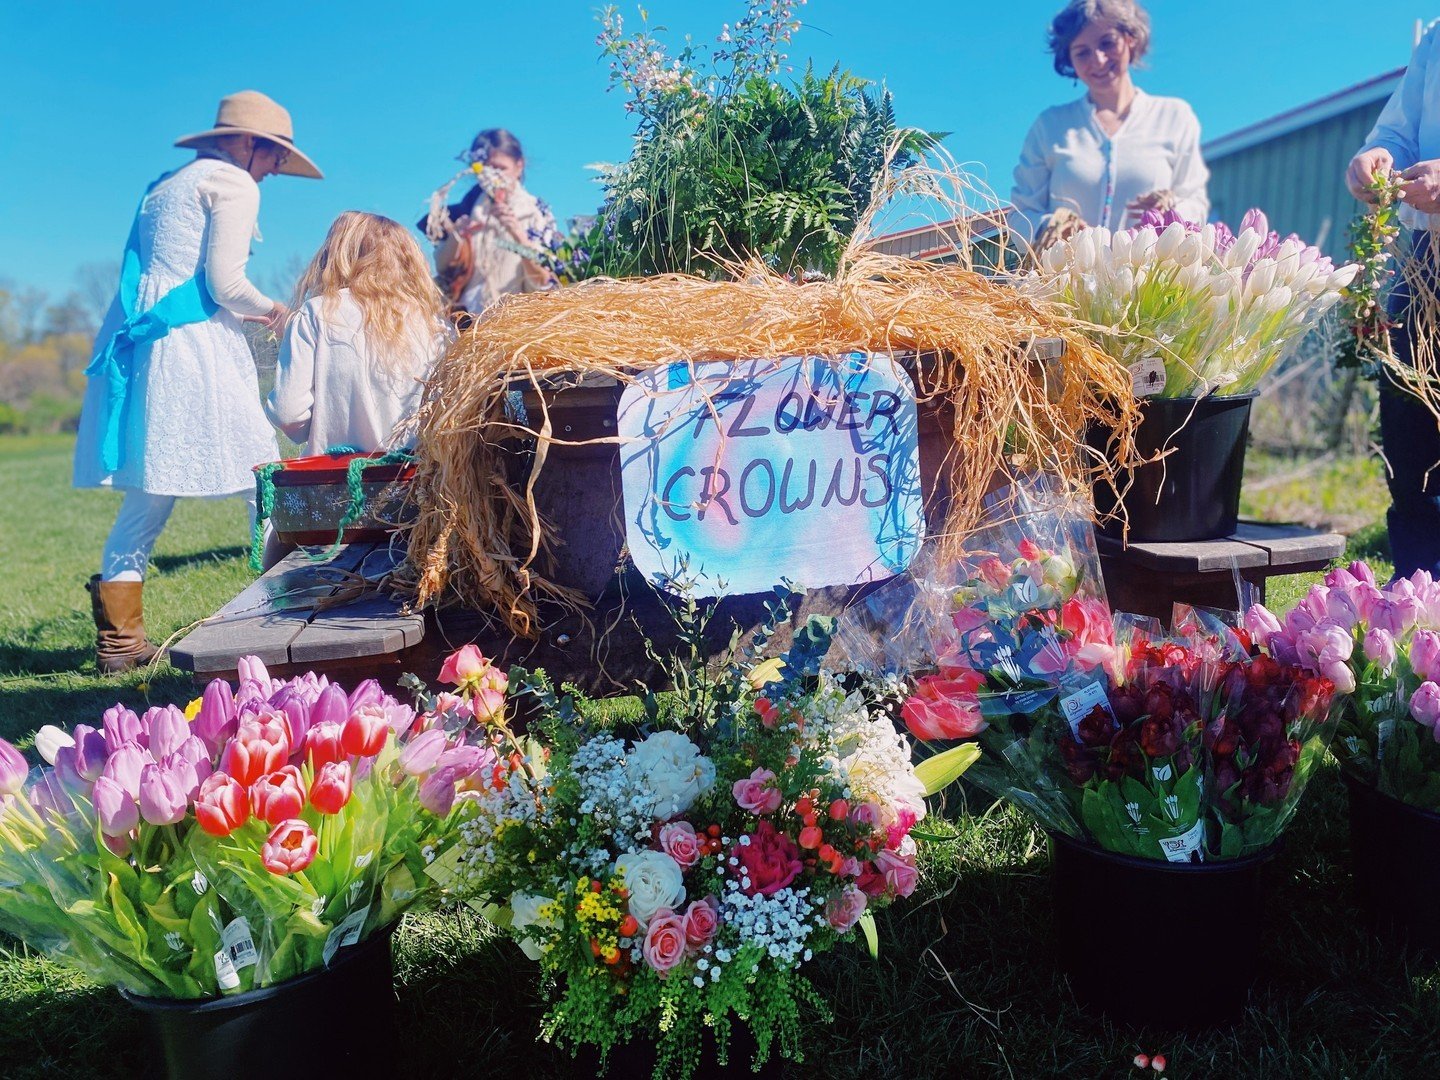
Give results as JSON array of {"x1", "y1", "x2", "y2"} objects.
[
  {"x1": 1245, "y1": 561, "x2": 1440, "y2": 954},
  {"x1": 1024, "y1": 211, "x2": 1358, "y2": 541},
  {"x1": 0, "y1": 652, "x2": 494, "y2": 1080},
  {"x1": 422, "y1": 599, "x2": 964, "y2": 1079},
  {"x1": 844, "y1": 480, "x2": 1338, "y2": 1026}
]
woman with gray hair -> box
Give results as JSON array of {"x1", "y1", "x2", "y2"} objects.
[{"x1": 1009, "y1": 0, "x2": 1209, "y2": 252}]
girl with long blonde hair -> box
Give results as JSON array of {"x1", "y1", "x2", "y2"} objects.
[{"x1": 266, "y1": 211, "x2": 448, "y2": 455}]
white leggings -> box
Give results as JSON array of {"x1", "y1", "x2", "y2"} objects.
[{"x1": 101, "y1": 491, "x2": 257, "y2": 582}]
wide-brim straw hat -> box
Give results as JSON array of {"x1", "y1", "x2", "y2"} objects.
[{"x1": 174, "y1": 90, "x2": 323, "y2": 179}]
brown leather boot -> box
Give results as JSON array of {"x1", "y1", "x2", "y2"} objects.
[{"x1": 88, "y1": 575, "x2": 162, "y2": 675}]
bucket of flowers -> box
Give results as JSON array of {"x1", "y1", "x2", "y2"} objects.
[
  {"x1": 423, "y1": 596, "x2": 964, "y2": 1080},
  {"x1": 1024, "y1": 210, "x2": 1359, "y2": 541},
  {"x1": 0, "y1": 652, "x2": 495, "y2": 1080},
  {"x1": 843, "y1": 480, "x2": 1339, "y2": 1026},
  {"x1": 1244, "y1": 560, "x2": 1440, "y2": 953}
]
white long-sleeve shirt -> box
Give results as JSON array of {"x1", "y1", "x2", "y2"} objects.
[
  {"x1": 1361, "y1": 20, "x2": 1440, "y2": 230},
  {"x1": 1009, "y1": 88, "x2": 1210, "y2": 247},
  {"x1": 266, "y1": 290, "x2": 442, "y2": 455},
  {"x1": 195, "y1": 163, "x2": 273, "y2": 317}
]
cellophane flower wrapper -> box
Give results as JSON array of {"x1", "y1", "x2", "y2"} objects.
[
  {"x1": 1247, "y1": 561, "x2": 1440, "y2": 811},
  {"x1": 435, "y1": 619, "x2": 930, "y2": 1080},
  {"x1": 1201, "y1": 652, "x2": 1339, "y2": 859},
  {"x1": 0, "y1": 657, "x2": 485, "y2": 999}
]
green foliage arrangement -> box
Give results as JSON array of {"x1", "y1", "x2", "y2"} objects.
[{"x1": 578, "y1": 3, "x2": 938, "y2": 279}]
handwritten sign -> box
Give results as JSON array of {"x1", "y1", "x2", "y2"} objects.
[{"x1": 618, "y1": 354, "x2": 924, "y2": 597}]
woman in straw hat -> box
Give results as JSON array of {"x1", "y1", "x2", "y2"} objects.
[{"x1": 73, "y1": 90, "x2": 322, "y2": 673}]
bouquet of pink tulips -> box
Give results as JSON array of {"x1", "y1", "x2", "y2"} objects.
[
  {"x1": 1024, "y1": 209, "x2": 1359, "y2": 399},
  {"x1": 1246, "y1": 561, "x2": 1440, "y2": 810},
  {"x1": 0, "y1": 650, "x2": 501, "y2": 999}
]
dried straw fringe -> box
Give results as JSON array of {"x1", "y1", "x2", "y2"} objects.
[{"x1": 403, "y1": 247, "x2": 1141, "y2": 637}]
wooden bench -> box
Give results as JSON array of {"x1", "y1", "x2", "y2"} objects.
[
  {"x1": 168, "y1": 541, "x2": 423, "y2": 683},
  {"x1": 1096, "y1": 522, "x2": 1347, "y2": 621}
]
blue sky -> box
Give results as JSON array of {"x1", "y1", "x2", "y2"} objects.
[{"x1": 0, "y1": 1, "x2": 1430, "y2": 298}]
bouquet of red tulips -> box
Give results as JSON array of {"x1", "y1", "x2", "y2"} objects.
[{"x1": 0, "y1": 651, "x2": 497, "y2": 999}]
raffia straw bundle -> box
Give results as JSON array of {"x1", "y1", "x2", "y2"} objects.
[{"x1": 405, "y1": 247, "x2": 1140, "y2": 637}]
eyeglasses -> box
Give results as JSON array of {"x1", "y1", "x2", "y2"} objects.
[{"x1": 254, "y1": 138, "x2": 291, "y2": 169}]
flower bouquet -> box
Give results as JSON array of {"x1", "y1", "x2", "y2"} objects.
[
  {"x1": 428, "y1": 610, "x2": 951, "y2": 1079},
  {"x1": 1247, "y1": 562, "x2": 1440, "y2": 950},
  {"x1": 1025, "y1": 209, "x2": 1361, "y2": 540},
  {"x1": 0, "y1": 653, "x2": 495, "y2": 1075}
]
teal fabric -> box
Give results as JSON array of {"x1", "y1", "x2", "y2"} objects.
[{"x1": 84, "y1": 180, "x2": 220, "y2": 473}]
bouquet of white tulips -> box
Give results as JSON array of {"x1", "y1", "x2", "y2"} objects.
[{"x1": 1024, "y1": 209, "x2": 1360, "y2": 398}]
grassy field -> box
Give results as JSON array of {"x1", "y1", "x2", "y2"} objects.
[{"x1": 3, "y1": 434, "x2": 1436, "y2": 1080}]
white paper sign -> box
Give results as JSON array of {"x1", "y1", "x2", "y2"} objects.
[{"x1": 618, "y1": 355, "x2": 925, "y2": 597}]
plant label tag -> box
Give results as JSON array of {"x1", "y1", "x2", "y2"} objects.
[
  {"x1": 213, "y1": 949, "x2": 240, "y2": 991},
  {"x1": 1377, "y1": 718, "x2": 1396, "y2": 760},
  {"x1": 1059, "y1": 681, "x2": 1112, "y2": 736},
  {"x1": 323, "y1": 905, "x2": 371, "y2": 967},
  {"x1": 1129, "y1": 357, "x2": 1167, "y2": 398},
  {"x1": 222, "y1": 917, "x2": 258, "y2": 972},
  {"x1": 1157, "y1": 819, "x2": 1206, "y2": 863}
]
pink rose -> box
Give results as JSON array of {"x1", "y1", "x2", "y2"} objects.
[
  {"x1": 659, "y1": 821, "x2": 703, "y2": 869},
  {"x1": 732, "y1": 820, "x2": 803, "y2": 897},
  {"x1": 874, "y1": 847, "x2": 919, "y2": 898},
  {"x1": 683, "y1": 897, "x2": 718, "y2": 950},
  {"x1": 825, "y1": 885, "x2": 868, "y2": 931},
  {"x1": 642, "y1": 909, "x2": 688, "y2": 973},
  {"x1": 732, "y1": 767, "x2": 783, "y2": 815}
]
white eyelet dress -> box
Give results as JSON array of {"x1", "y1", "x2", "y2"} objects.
[{"x1": 74, "y1": 158, "x2": 279, "y2": 496}]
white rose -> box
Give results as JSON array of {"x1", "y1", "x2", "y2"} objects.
[
  {"x1": 614, "y1": 850, "x2": 686, "y2": 929},
  {"x1": 508, "y1": 890, "x2": 556, "y2": 961},
  {"x1": 626, "y1": 730, "x2": 715, "y2": 818}
]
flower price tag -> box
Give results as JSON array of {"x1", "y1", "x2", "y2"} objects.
[
  {"x1": 221, "y1": 916, "x2": 258, "y2": 972},
  {"x1": 1058, "y1": 680, "x2": 1112, "y2": 736},
  {"x1": 1156, "y1": 819, "x2": 1206, "y2": 863},
  {"x1": 213, "y1": 949, "x2": 241, "y2": 992},
  {"x1": 323, "y1": 905, "x2": 371, "y2": 967},
  {"x1": 1128, "y1": 357, "x2": 1167, "y2": 398}
]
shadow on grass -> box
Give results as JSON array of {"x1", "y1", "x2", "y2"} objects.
[
  {"x1": 150, "y1": 546, "x2": 249, "y2": 576},
  {"x1": 0, "y1": 956, "x2": 148, "y2": 1080},
  {"x1": 0, "y1": 673, "x2": 200, "y2": 745}
]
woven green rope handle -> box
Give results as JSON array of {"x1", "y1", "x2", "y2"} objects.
[
  {"x1": 312, "y1": 447, "x2": 417, "y2": 564},
  {"x1": 250, "y1": 461, "x2": 284, "y2": 572}
]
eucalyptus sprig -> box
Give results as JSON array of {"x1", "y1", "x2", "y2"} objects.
[{"x1": 1338, "y1": 171, "x2": 1405, "y2": 377}]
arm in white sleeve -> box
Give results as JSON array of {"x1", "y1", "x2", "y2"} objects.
[
  {"x1": 265, "y1": 305, "x2": 318, "y2": 445},
  {"x1": 1008, "y1": 117, "x2": 1053, "y2": 248},
  {"x1": 199, "y1": 165, "x2": 275, "y2": 317},
  {"x1": 1361, "y1": 27, "x2": 1434, "y2": 169},
  {"x1": 1170, "y1": 104, "x2": 1211, "y2": 223}
]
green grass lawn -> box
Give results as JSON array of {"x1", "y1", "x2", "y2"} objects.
[{"x1": 3, "y1": 434, "x2": 1434, "y2": 1080}]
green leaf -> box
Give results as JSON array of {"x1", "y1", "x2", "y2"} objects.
[
  {"x1": 915, "y1": 743, "x2": 982, "y2": 796},
  {"x1": 858, "y1": 910, "x2": 879, "y2": 960}
]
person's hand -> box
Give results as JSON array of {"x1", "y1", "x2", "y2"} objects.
[
  {"x1": 1400, "y1": 159, "x2": 1440, "y2": 213},
  {"x1": 1123, "y1": 189, "x2": 1176, "y2": 227},
  {"x1": 1347, "y1": 148, "x2": 1395, "y2": 202},
  {"x1": 245, "y1": 302, "x2": 288, "y2": 334},
  {"x1": 491, "y1": 199, "x2": 529, "y2": 245}
]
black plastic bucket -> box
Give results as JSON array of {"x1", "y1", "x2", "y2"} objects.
[
  {"x1": 1346, "y1": 774, "x2": 1440, "y2": 954},
  {"x1": 1089, "y1": 394, "x2": 1255, "y2": 542},
  {"x1": 1050, "y1": 832, "x2": 1276, "y2": 1028},
  {"x1": 122, "y1": 924, "x2": 398, "y2": 1080}
]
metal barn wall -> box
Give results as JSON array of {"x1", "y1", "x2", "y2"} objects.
[{"x1": 1206, "y1": 101, "x2": 1386, "y2": 259}]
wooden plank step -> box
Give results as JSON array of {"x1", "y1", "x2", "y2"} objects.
[
  {"x1": 1230, "y1": 523, "x2": 1346, "y2": 568},
  {"x1": 1096, "y1": 534, "x2": 1270, "y2": 573},
  {"x1": 289, "y1": 595, "x2": 425, "y2": 665},
  {"x1": 169, "y1": 544, "x2": 379, "y2": 673}
]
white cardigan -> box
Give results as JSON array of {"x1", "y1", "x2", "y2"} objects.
[
  {"x1": 266, "y1": 290, "x2": 442, "y2": 456},
  {"x1": 1009, "y1": 89, "x2": 1210, "y2": 247}
]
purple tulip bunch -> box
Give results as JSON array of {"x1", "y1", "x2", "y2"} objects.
[
  {"x1": 1245, "y1": 560, "x2": 1440, "y2": 809},
  {"x1": 0, "y1": 652, "x2": 502, "y2": 999}
]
